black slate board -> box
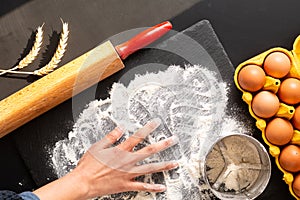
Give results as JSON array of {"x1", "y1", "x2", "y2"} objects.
[
  {"x1": 12, "y1": 19, "x2": 290, "y2": 199},
  {"x1": 0, "y1": 134, "x2": 36, "y2": 192}
]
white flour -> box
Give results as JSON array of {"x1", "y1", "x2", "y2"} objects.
[{"x1": 50, "y1": 65, "x2": 251, "y2": 200}]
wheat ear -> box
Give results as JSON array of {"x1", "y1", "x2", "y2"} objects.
[
  {"x1": 34, "y1": 21, "x2": 69, "y2": 76},
  {"x1": 0, "y1": 24, "x2": 44, "y2": 76}
]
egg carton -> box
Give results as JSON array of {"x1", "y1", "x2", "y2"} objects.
[{"x1": 234, "y1": 36, "x2": 300, "y2": 199}]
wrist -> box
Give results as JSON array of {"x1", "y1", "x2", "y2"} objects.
[
  {"x1": 66, "y1": 168, "x2": 90, "y2": 199},
  {"x1": 33, "y1": 168, "x2": 90, "y2": 200}
]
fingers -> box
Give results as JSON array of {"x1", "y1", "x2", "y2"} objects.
[
  {"x1": 89, "y1": 126, "x2": 125, "y2": 152},
  {"x1": 131, "y1": 161, "x2": 179, "y2": 176},
  {"x1": 103, "y1": 126, "x2": 125, "y2": 147},
  {"x1": 118, "y1": 118, "x2": 161, "y2": 151},
  {"x1": 133, "y1": 136, "x2": 179, "y2": 162},
  {"x1": 128, "y1": 182, "x2": 167, "y2": 193}
]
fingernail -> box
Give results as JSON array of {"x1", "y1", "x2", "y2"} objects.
[
  {"x1": 169, "y1": 162, "x2": 179, "y2": 170},
  {"x1": 149, "y1": 118, "x2": 161, "y2": 128},
  {"x1": 144, "y1": 184, "x2": 166, "y2": 191},
  {"x1": 116, "y1": 124, "x2": 126, "y2": 133},
  {"x1": 169, "y1": 135, "x2": 179, "y2": 145}
]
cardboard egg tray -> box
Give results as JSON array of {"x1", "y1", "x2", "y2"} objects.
[{"x1": 234, "y1": 36, "x2": 300, "y2": 199}]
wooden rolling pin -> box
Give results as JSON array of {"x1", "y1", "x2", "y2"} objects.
[{"x1": 0, "y1": 21, "x2": 172, "y2": 138}]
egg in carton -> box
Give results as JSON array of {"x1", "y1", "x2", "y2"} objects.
[{"x1": 234, "y1": 35, "x2": 300, "y2": 199}]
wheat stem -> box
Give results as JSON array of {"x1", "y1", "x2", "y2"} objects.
[
  {"x1": 0, "y1": 24, "x2": 44, "y2": 76},
  {"x1": 34, "y1": 20, "x2": 69, "y2": 76},
  {"x1": 0, "y1": 69, "x2": 34, "y2": 75}
]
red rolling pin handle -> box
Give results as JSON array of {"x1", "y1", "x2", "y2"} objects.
[{"x1": 115, "y1": 21, "x2": 172, "y2": 60}]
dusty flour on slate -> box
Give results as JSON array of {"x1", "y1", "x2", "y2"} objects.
[{"x1": 50, "y1": 65, "x2": 250, "y2": 200}]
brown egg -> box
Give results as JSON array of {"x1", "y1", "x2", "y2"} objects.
[
  {"x1": 265, "y1": 118, "x2": 294, "y2": 145},
  {"x1": 238, "y1": 65, "x2": 266, "y2": 92},
  {"x1": 292, "y1": 106, "x2": 300, "y2": 130},
  {"x1": 252, "y1": 91, "x2": 280, "y2": 118},
  {"x1": 293, "y1": 173, "x2": 300, "y2": 197},
  {"x1": 264, "y1": 52, "x2": 291, "y2": 78},
  {"x1": 278, "y1": 78, "x2": 300, "y2": 105},
  {"x1": 279, "y1": 145, "x2": 300, "y2": 172}
]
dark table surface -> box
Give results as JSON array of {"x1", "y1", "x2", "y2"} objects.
[{"x1": 1, "y1": 0, "x2": 300, "y2": 199}]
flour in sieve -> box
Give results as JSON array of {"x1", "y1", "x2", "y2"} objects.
[{"x1": 50, "y1": 65, "x2": 251, "y2": 200}]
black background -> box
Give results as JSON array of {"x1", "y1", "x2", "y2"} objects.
[{"x1": 1, "y1": 0, "x2": 300, "y2": 199}]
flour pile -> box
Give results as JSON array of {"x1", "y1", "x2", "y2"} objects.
[{"x1": 51, "y1": 65, "x2": 249, "y2": 200}]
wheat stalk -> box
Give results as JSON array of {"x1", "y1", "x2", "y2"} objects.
[
  {"x1": 0, "y1": 69, "x2": 34, "y2": 75},
  {"x1": 33, "y1": 20, "x2": 69, "y2": 76},
  {"x1": 0, "y1": 24, "x2": 44, "y2": 76}
]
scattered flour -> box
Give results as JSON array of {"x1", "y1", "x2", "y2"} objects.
[{"x1": 50, "y1": 65, "x2": 250, "y2": 200}]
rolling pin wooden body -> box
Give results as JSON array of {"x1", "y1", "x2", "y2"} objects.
[
  {"x1": 0, "y1": 21, "x2": 172, "y2": 138},
  {"x1": 0, "y1": 41, "x2": 124, "y2": 138}
]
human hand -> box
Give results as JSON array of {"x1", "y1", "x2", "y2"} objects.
[
  {"x1": 33, "y1": 118, "x2": 178, "y2": 200},
  {"x1": 72, "y1": 118, "x2": 179, "y2": 199}
]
